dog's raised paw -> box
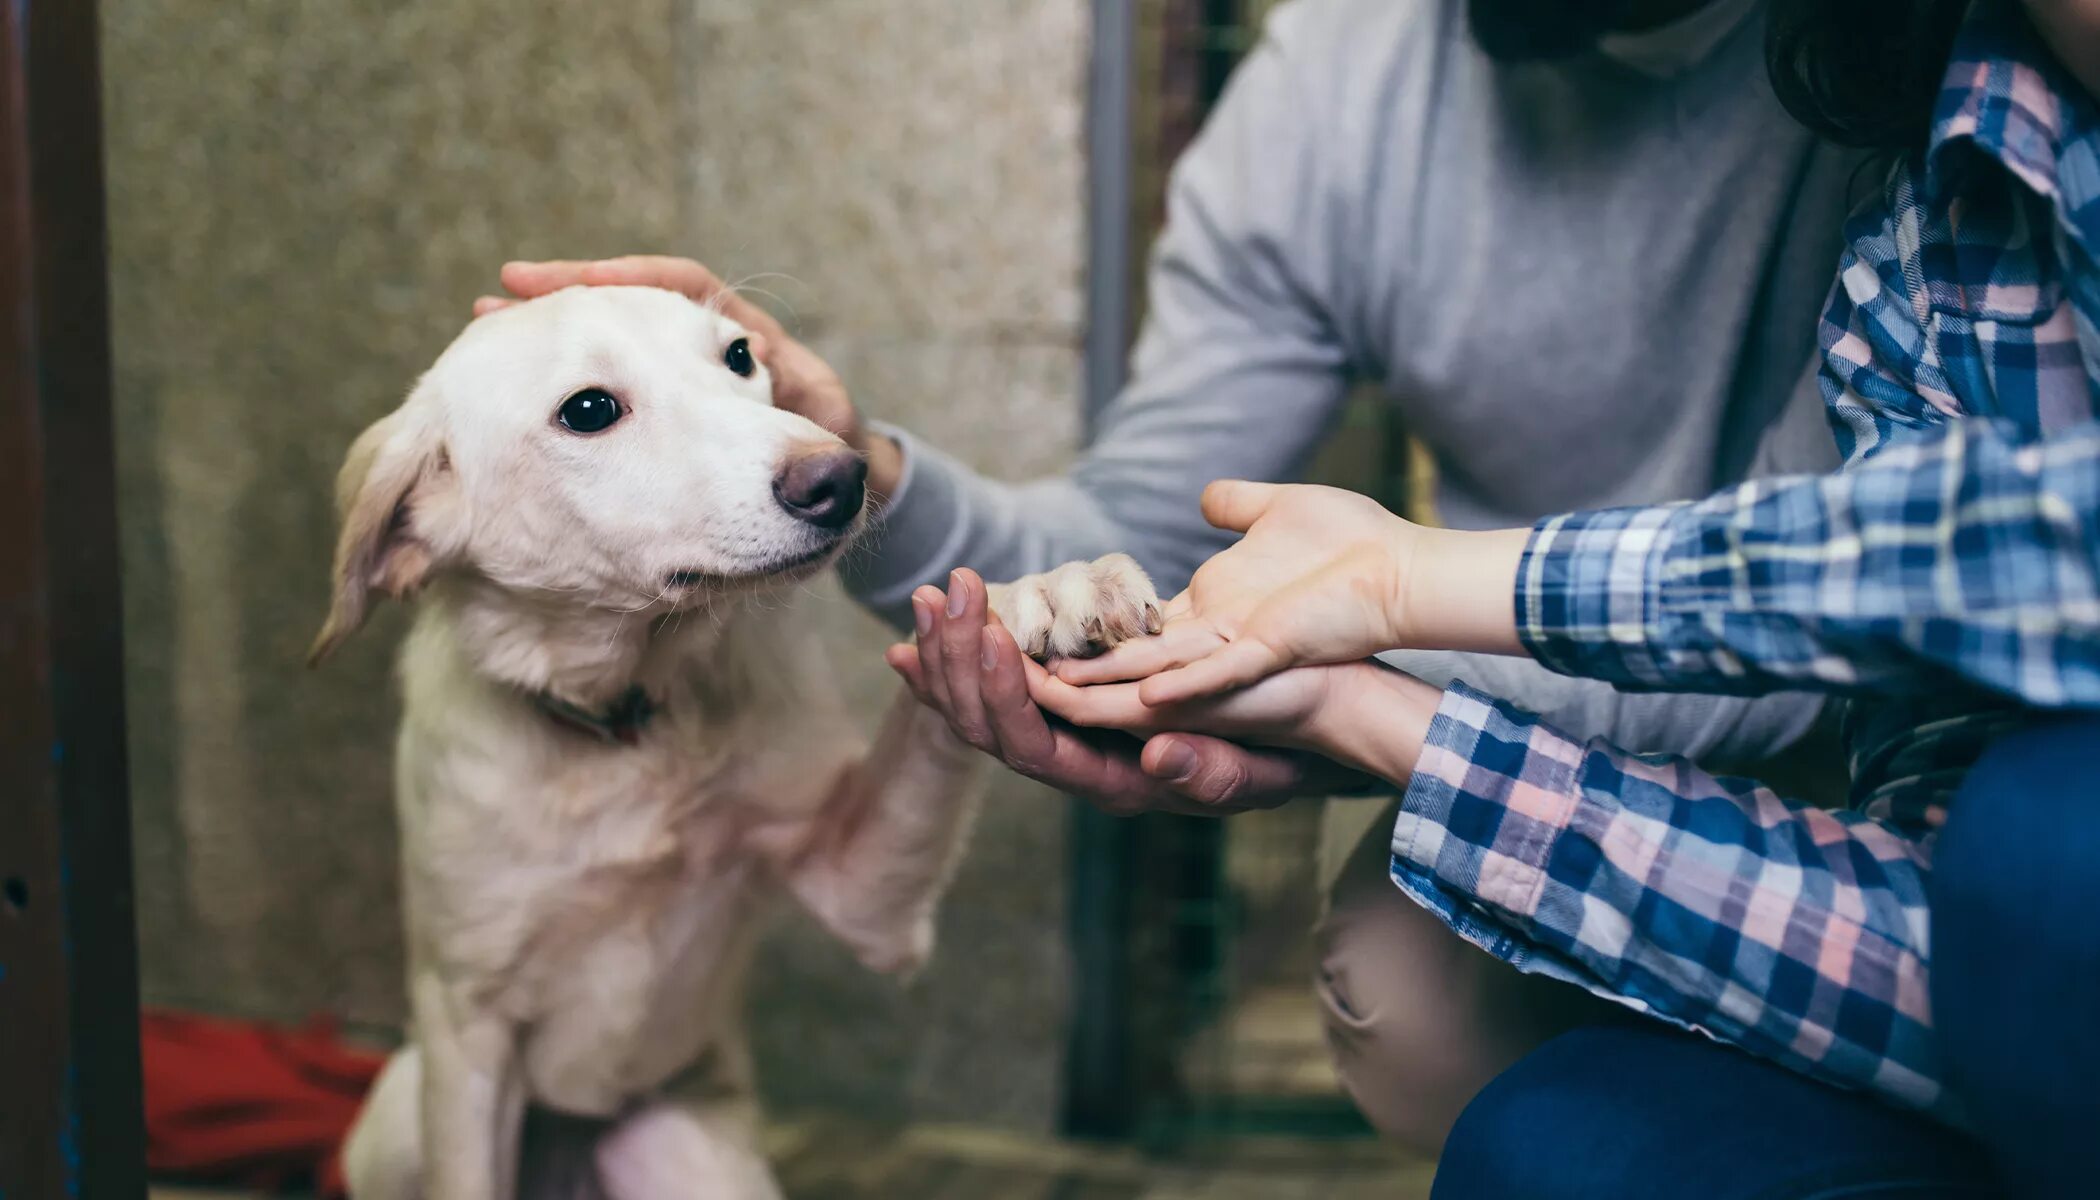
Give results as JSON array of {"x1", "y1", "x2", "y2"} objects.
[{"x1": 989, "y1": 553, "x2": 1163, "y2": 661}]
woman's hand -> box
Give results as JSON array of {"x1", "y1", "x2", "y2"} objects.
[
  {"x1": 1058, "y1": 480, "x2": 1529, "y2": 706},
  {"x1": 1056, "y1": 481, "x2": 1416, "y2": 698},
  {"x1": 476, "y1": 255, "x2": 903, "y2": 499},
  {"x1": 1032, "y1": 639, "x2": 1445, "y2": 789}
]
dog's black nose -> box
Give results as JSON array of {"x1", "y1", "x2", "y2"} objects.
[{"x1": 772, "y1": 448, "x2": 867, "y2": 531}]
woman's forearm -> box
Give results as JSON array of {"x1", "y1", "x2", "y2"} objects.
[
  {"x1": 1304, "y1": 663, "x2": 1447, "y2": 787},
  {"x1": 1401, "y1": 525, "x2": 1530, "y2": 657}
]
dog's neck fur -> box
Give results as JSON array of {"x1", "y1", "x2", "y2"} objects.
[{"x1": 430, "y1": 574, "x2": 736, "y2": 710}]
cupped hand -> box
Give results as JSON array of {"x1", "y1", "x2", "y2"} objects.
[{"x1": 885, "y1": 568, "x2": 1366, "y2": 816}]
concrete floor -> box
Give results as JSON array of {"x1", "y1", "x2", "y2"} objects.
[
  {"x1": 769, "y1": 1119, "x2": 1435, "y2": 1200},
  {"x1": 150, "y1": 1115, "x2": 1436, "y2": 1200}
]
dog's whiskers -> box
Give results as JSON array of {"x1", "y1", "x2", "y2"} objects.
[
  {"x1": 713, "y1": 273, "x2": 806, "y2": 327},
  {"x1": 609, "y1": 580, "x2": 678, "y2": 615}
]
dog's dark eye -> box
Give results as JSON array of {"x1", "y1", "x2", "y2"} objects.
[
  {"x1": 557, "y1": 388, "x2": 623, "y2": 434},
  {"x1": 724, "y1": 337, "x2": 755, "y2": 378}
]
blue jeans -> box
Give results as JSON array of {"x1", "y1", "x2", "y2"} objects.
[
  {"x1": 1434, "y1": 713, "x2": 2100, "y2": 1199},
  {"x1": 1431, "y1": 1024, "x2": 1995, "y2": 1199},
  {"x1": 1930, "y1": 713, "x2": 2100, "y2": 1197}
]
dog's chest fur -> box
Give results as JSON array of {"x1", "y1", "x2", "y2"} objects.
[{"x1": 392, "y1": 596, "x2": 857, "y2": 1114}]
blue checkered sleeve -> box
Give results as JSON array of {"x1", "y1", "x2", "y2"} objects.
[
  {"x1": 1516, "y1": 407, "x2": 2100, "y2": 706},
  {"x1": 1395, "y1": 682, "x2": 1947, "y2": 1112}
]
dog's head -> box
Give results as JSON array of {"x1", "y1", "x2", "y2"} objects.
[{"x1": 310, "y1": 286, "x2": 865, "y2": 663}]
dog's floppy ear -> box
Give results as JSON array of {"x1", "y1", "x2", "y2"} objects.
[{"x1": 309, "y1": 408, "x2": 452, "y2": 665}]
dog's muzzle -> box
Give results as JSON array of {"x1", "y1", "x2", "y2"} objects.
[{"x1": 772, "y1": 448, "x2": 866, "y2": 531}]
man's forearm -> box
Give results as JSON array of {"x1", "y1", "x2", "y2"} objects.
[{"x1": 839, "y1": 427, "x2": 1185, "y2": 629}]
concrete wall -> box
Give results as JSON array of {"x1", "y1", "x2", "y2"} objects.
[{"x1": 104, "y1": 0, "x2": 1087, "y2": 1128}]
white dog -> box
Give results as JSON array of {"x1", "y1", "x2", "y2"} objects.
[{"x1": 313, "y1": 286, "x2": 1160, "y2": 1199}]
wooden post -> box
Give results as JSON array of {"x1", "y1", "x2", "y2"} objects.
[{"x1": 0, "y1": 0, "x2": 148, "y2": 1193}]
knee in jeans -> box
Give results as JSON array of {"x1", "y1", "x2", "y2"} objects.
[
  {"x1": 1936, "y1": 715, "x2": 2100, "y2": 914},
  {"x1": 1433, "y1": 1056, "x2": 1602, "y2": 1200}
]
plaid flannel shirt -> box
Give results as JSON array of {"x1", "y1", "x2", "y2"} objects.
[{"x1": 1392, "y1": 3, "x2": 2100, "y2": 1119}]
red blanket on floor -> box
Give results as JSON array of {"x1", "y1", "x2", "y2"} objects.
[{"x1": 142, "y1": 1009, "x2": 385, "y2": 1197}]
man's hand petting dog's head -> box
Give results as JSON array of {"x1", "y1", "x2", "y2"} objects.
[{"x1": 478, "y1": 255, "x2": 905, "y2": 504}]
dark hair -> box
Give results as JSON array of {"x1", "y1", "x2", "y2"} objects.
[{"x1": 1765, "y1": 0, "x2": 1972, "y2": 150}]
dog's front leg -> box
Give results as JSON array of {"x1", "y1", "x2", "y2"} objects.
[
  {"x1": 414, "y1": 971, "x2": 525, "y2": 1200},
  {"x1": 769, "y1": 553, "x2": 1164, "y2": 973},
  {"x1": 774, "y1": 691, "x2": 988, "y2": 976}
]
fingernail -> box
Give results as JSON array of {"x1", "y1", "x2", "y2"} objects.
[
  {"x1": 946, "y1": 574, "x2": 967, "y2": 617},
  {"x1": 981, "y1": 628, "x2": 1000, "y2": 670},
  {"x1": 1149, "y1": 741, "x2": 1197, "y2": 781},
  {"x1": 913, "y1": 596, "x2": 933, "y2": 638}
]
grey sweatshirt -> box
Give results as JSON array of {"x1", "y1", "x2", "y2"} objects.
[{"x1": 842, "y1": 0, "x2": 1864, "y2": 764}]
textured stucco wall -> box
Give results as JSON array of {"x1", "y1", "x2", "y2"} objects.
[
  {"x1": 687, "y1": 1, "x2": 1089, "y2": 1126},
  {"x1": 105, "y1": 0, "x2": 1087, "y2": 1129}
]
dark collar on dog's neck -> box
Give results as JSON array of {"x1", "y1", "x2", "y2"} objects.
[{"x1": 533, "y1": 684, "x2": 657, "y2": 746}]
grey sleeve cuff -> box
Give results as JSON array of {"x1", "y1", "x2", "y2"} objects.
[
  {"x1": 1373, "y1": 648, "x2": 1827, "y2": 765},
  {"x1": 839, "y1": 422, "x2": 970, "y2": 627}
]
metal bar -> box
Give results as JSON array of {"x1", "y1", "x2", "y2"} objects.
[
  {"x1": 1063, "y1": 0, "x2": 1141, "y2": 1138},
  {"x1": 1081, "y1": 0, "x2": 1136, "y2": 439},
  {"x1": 0, "y1": 0, "x2": 148, "y2": 1192}
]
